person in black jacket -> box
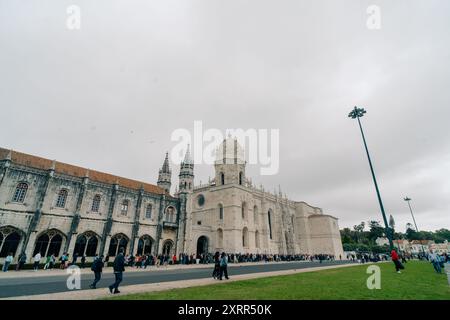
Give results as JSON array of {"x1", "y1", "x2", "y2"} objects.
[
  {"x1": 89, "y1": 255, "x2": 104, "y2": 289},
  {"x1": 212, "y1": 252, "x2": 220, "y2": 279},
  {"x1": 108, "y1": 248, "x2": 125, "y2": 294}
]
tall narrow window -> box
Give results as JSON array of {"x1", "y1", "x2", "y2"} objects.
[
  {"x1": 91, "y1": 194, "x2": 101, "y2": 212},
  {"x1": 12, "y1": 183, "x2": 28, "y2": 203},
  {"x1": 239, "y1": 172, "x2": 243, "y2": 185},
  {"x1": 268, "y1": 210, "x2": 273, "y2": 240},
  {"x1": 241, "y1": 202, "x2": 247, "y2": 220},
  {"x1": 120, "y1": 200, "x2": 129, "y2": 216},
  {"x1": 56, "y1": 189, "x2": 68, "y2": 208},
  {"x1": 218, "y1": 204, "x2": 223, "y2": 220},
  {"x1": 220, "y1": 173, "x2": 225, "y2": 185},
  {"x1": 145, "y1": 204, "x2": 152, "y2": 219}
]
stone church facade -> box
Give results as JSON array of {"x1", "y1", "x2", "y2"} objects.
[{"x1": 0, "y1": 140, "x2": 344, "y2": 263}]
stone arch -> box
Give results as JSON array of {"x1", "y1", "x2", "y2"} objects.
[
  {"x1": 137, "y1": 235, "x2": 155, "y2": 255},
  {"x1": 74, "y1": 231, "x2": 100, "y2": 257},
  {"x1": 0, "y1": 226, "x2": 25, "y2": 257},
  {"x1": 161, "y1": 239, "x2": 174, "y2": 255},
  {"x1": 33, "y1": 229, "x2": 66, "y2": 257},
  {"x1": 165, "y1": 205, "x2": 177, "y2": 222},
  {"x1": 196, "y1": 235, "x2": 209, "y2": 255},
  {"x1": 108, "y1": 233, "x2": 129, "y2": 256}
]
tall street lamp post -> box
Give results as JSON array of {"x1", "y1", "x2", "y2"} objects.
[
  {"x1": 404, "y1": 196, "x2": 426, "y2": 258},
  {"x1": 348, "y1": 106, "x2": 394, "y2": 250}
]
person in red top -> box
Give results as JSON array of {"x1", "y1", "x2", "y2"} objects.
[{"x1": 391, "y1": 249, "x2": 404, "y2": 273}]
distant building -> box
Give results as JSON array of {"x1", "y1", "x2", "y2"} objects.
[
  {"x1": 430, "y1": 240, "x2": 449, "y2": 254},
  {"x1": 375, "y1": 237, "x2": 389, "y2": 247}
]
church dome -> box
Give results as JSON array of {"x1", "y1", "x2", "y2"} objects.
[{"x1": 215, "y1": 138, "x2": 245, "y2": 165}]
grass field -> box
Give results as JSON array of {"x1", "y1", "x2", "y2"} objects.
[{"x1": 108, "y1": 261, "x2": 450, "y2": 300}]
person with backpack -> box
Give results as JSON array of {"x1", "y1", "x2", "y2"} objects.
[
  {"x1": 219, "y1": 252, "x2": 229, "y2": 280},
  {"x1": 89, "y1": 255, "x2": 104, "y2": 289},
  {"x1": 108, "y1": 248, "x2": 125, "y2": 294}
]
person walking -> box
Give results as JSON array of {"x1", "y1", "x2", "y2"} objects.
[
  {"x1": 16, "y1": 252, "x2": 26, "y2": 271},
  {"x1": 219, "y1": 252, "x2": 229, "y2": 280},
  {"x1": 108, "y1": 248, "x2": 125, "y2": 294},
  {"x1": 428, "y1": 250, "x2": 442, "y2": 274},
  {"x1": 90, "y1": 255, "x2": 104, "y2": 289},
  {"x1": 33, "y1": 252, "x2": 41, "y2": 271},
  {"x1": 212, "y1": 252, "x2": 220, "y2": 279},
  {"x1": 43, "y1": 255, "x2": 52, "y2": 270},
  {"x1": 2, "y1": 253, "x2": 13, "y2": 272},
  {"x1": 72, "y1": 252, "x2": 78, "y2": 266},
  {"x1": 391, "y1": 248, "x2": 404, "y2": 273}
]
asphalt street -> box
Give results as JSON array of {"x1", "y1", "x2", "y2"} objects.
[{"x1": 0, "y1": 260, "x2": 354, "y2": 298}]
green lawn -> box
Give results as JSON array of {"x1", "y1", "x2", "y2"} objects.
[{"x1": 108, "y1": 261, "x2": 449, "y2": 300}]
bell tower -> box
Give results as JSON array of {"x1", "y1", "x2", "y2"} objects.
[
  {"x1": 179, "y1": 145, "x2": 194, "y2": 193},
  {"x1": 157, "y1": 152, "x2": 172, "y2": 193},
  {"x1": 214, "y1": 138, "x2": 246, "y2": 186}
]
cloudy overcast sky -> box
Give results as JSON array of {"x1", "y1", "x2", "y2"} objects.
[{"x1": 1, "y1": 0, "x2": 449, "y2": 232}]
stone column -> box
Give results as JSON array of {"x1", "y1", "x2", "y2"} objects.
[
  {"x1": 129, "y1": 187, "x2": 143, "y2": 255},
  {"x1": 154, "y1": 194, "x2": 166, "y2": 254},
  {"x1": 22, "y1": 163, "x2": 55, "y2": 255},
  {"x1": 175, "y1": 193, "x2": 187, "y2": 255},
  {"x1": 0, "y1": 150, "x2": 12, "y2": 187},
  {"x1": 64, "y1": 173, "x2": 89, "y2": 253},
  {"x1": 99, "y1": 182, "x2": 118, "y2": 256}
]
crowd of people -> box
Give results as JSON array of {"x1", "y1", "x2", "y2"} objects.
[
  {"x1": 123, "y1": 252, "x2": 340, "y2": 267},
  {"x1": 1, "y1": 247, "x2": 449, "y2": 296}
]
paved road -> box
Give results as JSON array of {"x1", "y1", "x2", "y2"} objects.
[{"x1": 0, "y1": 260, "x2": 354, "y2": 298}]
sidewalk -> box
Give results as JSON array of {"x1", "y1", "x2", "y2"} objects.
[
  {"x1": 2, "y1": 262, "x2": 358, "y2": 300},
  {"x1": 0, "y1": 260, "x2": 322, "y2": 279}
]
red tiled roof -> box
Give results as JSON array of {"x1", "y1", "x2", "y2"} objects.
[{"x1": 0, "y1": 147, "x2": 169, "y2": 196}]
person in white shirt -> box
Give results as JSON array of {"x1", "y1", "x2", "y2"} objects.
[
  {"x1": 2, "y1": 253, "x2": 13, "y2": 272},
  {"x1": 33, "y1": 252, "x2": 41, "y2": 271}
]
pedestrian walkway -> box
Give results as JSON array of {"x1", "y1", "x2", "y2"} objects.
[
  {"x1": 0, "y1": 260, "x2": 327, "y2": 279},
  {"x1": 2, "y1": 262, "x2": 358, "y2": 300}
]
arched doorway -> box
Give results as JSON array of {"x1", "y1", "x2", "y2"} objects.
[
  {"x1": 196, "y1": 236, "x2": 208, "y2": 256},
  {"x1": 137, "y1": 235, "x2": 154, "y2": 255},
  {"x1": 162, "y1": 240, "x2": 174, "y2": 255},
  {"x1": 0, "y1": 226, "x2": 23, "y2": 257},
  {"x1": 73, "y1": 231, "x2": 99, "y2": 257},
  {"x1": 33, "y1": 229, "x2": 64, "y2": 257},
  {"x1": 108, "y1": 234, "x2": 129, "y2": 256}
]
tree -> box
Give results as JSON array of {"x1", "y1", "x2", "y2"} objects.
[
  {"x1": 368, "y1": 220, "x2": 384, "y2": 241},
  {"x1": 353, "y1": 222, "x2": 366, "y2": 243}
]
